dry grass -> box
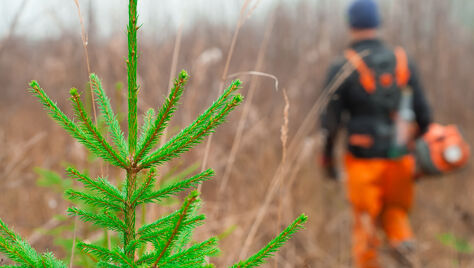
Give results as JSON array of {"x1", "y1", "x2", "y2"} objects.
[
  {"x1": 1, "y1": 1, "x2": 474, "y2": 267},
  {"x1": 218, "y1": 11, "x2": 275, "y2": 198}
]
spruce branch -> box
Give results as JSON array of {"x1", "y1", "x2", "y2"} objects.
[
  {"x1": 135, "y1": 70, "x2": 189, "y2": 163},
  {"x1": 0, "y1": 218, "x2": 17, "y2": 242},
  {"x1": 123, "y1": 238, "x2": 145, "y2": 258},
  {"x1": 158, "y1": 237, "x2": 219, "y2": 267},
  {"x1": 152, "y1": 191, "x2": 200, "y2": 267},
  {"x1": 138, "y1": 80, "x2": 241, "y2": 169},
  {"x1": 138, "y1": 108, "x2": 156, "y2": 146},
  {"x1": 0, "y1": 237, "x2": 36, "y2": 267},
  {"x1": 136, "y1": 203, "x2": 204, "y2": 249},
  {"x1": 96, "y1": 263, "x2": 121, "y2": 268},
  {"x1": 137, "y1": 215, "x2": 205, "y2": 252},
  {"x1": 138, "y1": 89, "x2": 243, "y2": 169},
  {"x1": 39, "y1": 252, "x2": 68, "y2": 268},
  {"x1": 0, "y1": 219, "x2": 66, "y2": 267},
  {"x1": 96, "y1": 262, "x2": 121, "y2": 268},
  {"x1": 67, "y1": 207, "x2": 126, "y2": 233},
  {"x1": 134, "y1": 252, "x2": 155, "y2": 266},
  {"x1": 163, "y1": 80, "x2": 241, "y2": 148},
  {"x1": 231, "y1": 214, "x2": 308, "y2": 268},
  {"x1": 77, "y1": 243, "x2": 135, "y2": 267},
  {"x1": 65, "y1": 189, "x2": 123, "y2": 211},
  {"x1": 138, "y1": 169, "x2": 214, "y2": 204},
  {"x1": 130, "y1": 168, "x2": 157, "y2": 207},
  {"x1": 69, "y1": 88, "x2": 128, "y2": 168},
  {"x1": 28, "y1": 81, "x2": 100, "y2": 158},
  {"x1": 90, "y1": 73, "x2": 129, "y2": 158},
  {"x1": 171, "y1": 214, "x2": 207, "y2": 259},
  {"x1": 137, "y1": 210, "x2": 180, "y2": 236},
  {"x1": 66, "y1": 167, "x2": 124, "y2": 205}
]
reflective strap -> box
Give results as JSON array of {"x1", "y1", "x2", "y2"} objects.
[
  {"x1": 349, "y1": 134, "x2": 374, "y2": 148},
  {"x1": 394, "y1": 47, "x2": 411, "y2": 87},
  {"x1": 345, "y1": 49, "x2": 376, "y2": 94}
]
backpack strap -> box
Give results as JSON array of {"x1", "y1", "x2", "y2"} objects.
[
  {"x1": 345, "y1": 49, "x2": 376, "y2": 94},
  {"x1": 394, "y1": 46, "x2": 411, "y2": 87},
  {"x1": 345, "y1": 47, "x2": 411, "y2": 93}
]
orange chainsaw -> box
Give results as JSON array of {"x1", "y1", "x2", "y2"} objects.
[{"x1": 415, "y1": 123, "x2": 470, "y2": 176}]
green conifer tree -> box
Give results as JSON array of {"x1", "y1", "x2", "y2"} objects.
[{"x1": 0, "y1": 0, "x2": 307, "y2": 267}]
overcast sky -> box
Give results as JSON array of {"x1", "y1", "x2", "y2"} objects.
[
  {"x1": 0, "y1": 0, "x2": 313, "y2": 40},
  {"x1": 2, "y1": 0, "x2": 472, "y2": 40}
]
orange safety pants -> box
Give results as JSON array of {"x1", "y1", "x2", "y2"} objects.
[{"x1": 345, "y1": 153, "x2": 415, "y2": 268}]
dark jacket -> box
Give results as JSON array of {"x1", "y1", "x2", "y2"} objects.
[{"x1": 321, "y1": 39, "x2": 432, "y2": 159}]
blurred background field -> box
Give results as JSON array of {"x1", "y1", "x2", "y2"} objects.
[{"x1": 1, "y1": 0, "x2": 474, "y2": 267}]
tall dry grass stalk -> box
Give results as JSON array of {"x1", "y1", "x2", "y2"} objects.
[
  {"x1": 219, "y1": 0, "x2": 253, "y2": 85},
  {"x1": 199, "y1": 0, "x2": 261, "y2": 186},
  {"x1": 243, "y1": 0, "x2": 263, "y2": 23},
  {"x1": 160, "y1": 25, "x2": 183, "y2": 147},
  {"x1": 217, "y1": 13, "x2": 275, "y2": 197},
  {"x1": 73, "y1": 0, "x2": 96, "y2": 121},
  {"x1": 237, "y1": 57, "x2": 358, "y2": 261},
  {"x1": 71, "y1": 0, "x2": 101, "y2": 264},
  {"x1": 69, "y1": 215, "x2": 78, "y2": 268},
  {"x1": 280, "y1": 90, "x2": 289, "y2": 164},
  {"x1": 274, "y1": 89, "x2": 289, "y2": 268},
  {"x1": 227, "y1": 71, "x2": 279, "y2": 90}
]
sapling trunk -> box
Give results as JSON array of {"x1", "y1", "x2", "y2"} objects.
[
  {"x1": 127, "y1": 0, "x2": 139, "y2": 156},
  {"x1": 124, "y1": 168, "x2": 138, "y2": 259},
  {"x1": 0, "y1": 0, "x2": 307, "y2": 266}
]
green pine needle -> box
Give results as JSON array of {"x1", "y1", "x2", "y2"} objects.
[
  {"x1": 0, "y1": 218, "x2": 17, "y2": 243},
  {"x1": 137, "y1": 210, "x2": 180, "y2": 236},
  {"x1": 66, "y1": 167, "x2": 124, "y2": 204},
  {"x1": 138, "y1": 83, "x2": 243, "y2": 169},
  {"x1": 90, "y1": 73, "x2": 129, "y2": 158},
  {"x1": 77, "y1": 243, "x2": 135, "y2": 267},
  {"x1": 231, "y1": 214, "x2": 308, "y2": 268},
  {"x1": 29, "y1": 81, "x2": 101, "y2": 160},
  {"x1": 137, "y1": 108, "x2": 157, "y2": 152},
  {"x1": 130, "y1": 168, "x2": 157, "y2": 207},
  {"x1": 67, "y1": 207, "x2": 126, "y2": 233},
  {"x1": 138, "y1": 169, "x2": 214, "y2": 204},
  {"x1": 69, "y1": 89, "x2": 128, "y2": 168},
  {"x1": 159, "y1": 237, "x2": 220, "y2": 267},
  {"x1": 96, "y1": 262, "x2": 121, "y2": 268},
  {"x1": 135, "y1": 70, "x2": 189, "y2": 163},
  {"x1": 0, "y1": 219, "x2": 66, "y2": 267},
  {"x1": 150, "y1": 191, "x2": 202, "y2": 267},
  {"x1": 65, "y1": 189, "x2": 123, "y2": 211}
]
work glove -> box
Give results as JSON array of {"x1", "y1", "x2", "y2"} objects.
[{"x1": 320, "y1": 155, "x2": 339, "y2": 181}]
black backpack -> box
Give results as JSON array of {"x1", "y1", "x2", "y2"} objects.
[{"x1": 344, "y1": 47, "x2": 413, "y2": 158}]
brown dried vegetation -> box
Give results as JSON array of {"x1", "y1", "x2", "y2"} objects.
[{"x1": 0, "y1": 0, "x2": 474, "y2": 267}]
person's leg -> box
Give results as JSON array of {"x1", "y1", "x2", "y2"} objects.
[
  {"x1": 381, "y1": 155, "x2": 416, "y2": 247},
  {"x1": 352, "y1": 211, "x2": 381, "y2": 268},
  {"x1": 345, "y1": 154, "x2": 385, "y2": 268}
]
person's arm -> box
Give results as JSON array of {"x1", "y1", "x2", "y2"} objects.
[
  {"x1": 320, "y1": 60, "x2": 346, "y2": 179},
  {"x1": 408, "y1": 60, "x2": 432, "y2": 136}
]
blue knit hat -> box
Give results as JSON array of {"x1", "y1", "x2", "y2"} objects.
[{"x1": 348, "y1": 0, "x2": 380, "y2": 29}]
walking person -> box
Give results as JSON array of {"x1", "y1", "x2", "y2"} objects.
[{"x1": 320, "y1": 0, "x2": 432, "y2": 267}]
